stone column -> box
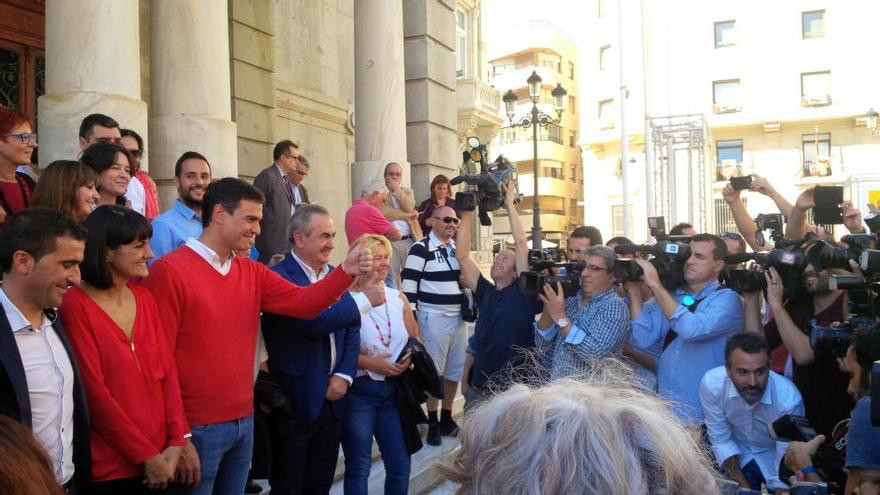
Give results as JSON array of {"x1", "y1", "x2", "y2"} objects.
[
  {"x1": 149, "y1": 0, "x2": 238, "y2": 207},
  {"x1": 352, "y1": 0, "x2": 410, "y2": 197},
  {"x1": 38, "y1": 0, "x2": 147, "y2": 167}
]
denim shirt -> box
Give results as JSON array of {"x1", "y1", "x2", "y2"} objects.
[{"x1": 631, "y1": 281, "x2": 743, "y2": 424}]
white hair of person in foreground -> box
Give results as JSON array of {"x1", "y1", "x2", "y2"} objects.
[{"x1": 436, "y1": 373, "x2": 722, "y2": 495}]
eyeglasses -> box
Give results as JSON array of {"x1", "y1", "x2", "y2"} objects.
[
  {"x1": 434, "y1": 216, "x2": 460, "y2": 225},
  {"x1": 583, "y1": 264, "x2": 608, "y2": 273},
  {"x1": 720, "y1": 232, "x2": 743, "y2": 241},
  {"x1": 127, "y1": 149, "x2": 143, "y2": 158},
  {"x1": 0, "y1": 132, "x2": 37, "y2": 144}
]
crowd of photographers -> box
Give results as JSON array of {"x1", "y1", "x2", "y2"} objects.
[{"x1": 2, "y1": 98, "x2": 880, "y2": 495}]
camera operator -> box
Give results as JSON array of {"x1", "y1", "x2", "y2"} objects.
[
  {"x1": 629, "y1": 234, "x2": 743, "y2": 426},
  {"x1": 785, "y1": 187, "x2": 864, "y2": 241},
  {"x1": 784, "y1": 326, "x2": 880, "y2": 493},
  {"x1": 566, "y1": 226, "x2": 603, "y2": 262},
  {"x1": 535, "y1": 244, "x2": 630, "y2": 380},
  {"x1": 456, "y1": 183, "x2": 541, "y2": 409},
  {"x1": 722, "y1": 174, "x2": 794, "y2": 251},
  {"x1": 743, "y1": 263, "x2": 854, "y2": 439}
]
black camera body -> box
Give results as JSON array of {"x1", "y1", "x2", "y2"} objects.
[
  {"x1": 754, "y1": 213, "x2": 785, "y2": 248},
  {"x1": 613, "y1": 241, "x2": 691, "y2": 290},
  {"x1": 452, "y1": 152, "x2": 518, "y2": 226},
  {"x1": 722, "y1": 249, "x2": 807, "y2": 298},
  {"x1": 518, "y1": 250, "x2": 583, "y2": 298}
]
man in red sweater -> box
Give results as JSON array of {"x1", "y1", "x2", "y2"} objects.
[{"x1": 144, "y1": 178, "x2": 373, "y2": 495}]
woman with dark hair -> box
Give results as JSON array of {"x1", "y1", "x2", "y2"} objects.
[
  {"x1": 0, "y1": 416, "x2": 64, "y2": 495},
  {"x1": 32, "y1": 160, "x2": 101, "y2": 223},
  {"x1": 58, "y1": 205, "x2": 188, "y2": 494},
  {"x1": 80, "y1": 141, "x2": 133, "y2": 208},
  {"x1": 416, "y1": 174, "x2": 458, "y2": 236},
  {"x1": 0, "y1": 105, "x2": 37, "y2": 223}
]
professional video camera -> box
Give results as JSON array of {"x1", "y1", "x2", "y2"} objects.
[
  {"x1": 451, "y1": 137, "x2": 519, "y2": 226},
  {"x1": 647, "y1": 216, "x2": 692, "y2": 243},
  {"x1": 518, "y1": 249, "x2": 583, "y2": 298},
  {"x1": 722, "y1": 249, "x2": 808, "y2": 298},
  {"x1": 805, "y1": 234, "x2": 877, "y2": 272},
  {"x1": 613, "y1": 240, "x2": 691, "y2": 290},
  {"x1": 754, "y1": 213, "x2": 785, "y2": 248},
  {"x1": 810, "y1": 273, "x2": 880, "y2": 358}
]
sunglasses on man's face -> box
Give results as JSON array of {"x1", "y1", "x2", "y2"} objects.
[
  {"x1": 720, "y1": 231, "x2": 743, "y2": 241},
  {"x1": 434, "y1": 216, "x2": 460, "y2": 225}
]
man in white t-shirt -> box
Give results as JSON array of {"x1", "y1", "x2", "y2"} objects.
[{"x1": 380, "y1": 162, "x2": 421, "y2": 288}]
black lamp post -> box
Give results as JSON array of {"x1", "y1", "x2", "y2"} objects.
[{"x1": 502, "y1": 70, "x2": 567, "y2": 250}]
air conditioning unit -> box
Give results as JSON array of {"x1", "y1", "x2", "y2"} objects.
[
  {"x1": 713, "y1": 104, "x2": 741, "y2": 114},
  {"x1": 801, "y1": 95, "x2": 831, "y2": 107}
]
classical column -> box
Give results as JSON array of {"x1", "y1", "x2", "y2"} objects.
[
  {"x1": 149, "y1": 0, "x2": 237, "y2": 207},
  {"x1": 352, "y1": 0, "x2": 410, "y2": 197},
  {"x1": 38, "y1": 0, "x2": 147, "y2": 167}
]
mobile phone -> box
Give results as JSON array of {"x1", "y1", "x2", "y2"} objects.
[
  {"x1": 812, "y1": 185, "x2": 844, "y2": 224},
  {"x1": 729, "y1": 175, "x2": 753, "y2": 191}
]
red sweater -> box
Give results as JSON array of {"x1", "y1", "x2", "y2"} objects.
[
  {"x1": 59, "y1": 284, "x2": 187, "y2": 481},
  {"x1": 142, "y1": 246, "x2": 353, "y2": 426}
]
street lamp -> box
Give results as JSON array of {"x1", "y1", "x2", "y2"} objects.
[
  {"x1": 502, "y1": 70, "x2": 567, "y2": 250},
  {"x1": 865, "y1": 108, "x2": 879, "y2": 135}
]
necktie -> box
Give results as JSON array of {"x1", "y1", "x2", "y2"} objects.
[{"x1": 281, "y1": 174, "x2": 295, "y2": 205}]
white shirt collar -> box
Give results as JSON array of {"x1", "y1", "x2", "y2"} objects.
[
  {"x1": 274, "y1": 163, "x2": 288, "y2": 178},
  {"x1": 290, "y1": 250, "x2": 330, "y2": 283},
  {"x1": 185, "y1": 237, "x2": 234, "y2": 274},
  {"x1": 0, "y1": 287, "x2": 52, "y2": 333},
  {"x1": 428, "y1": 230, "x2": 455, "y2": 250}
]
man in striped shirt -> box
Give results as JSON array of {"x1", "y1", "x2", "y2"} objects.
[{"x1": 401, "y1": 205, "x2": 464, "y2": 446}]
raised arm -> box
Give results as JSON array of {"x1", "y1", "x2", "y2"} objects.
[
  {"x1": 504, "y1": 182, "x2": 529, "y2": 275},
  {"x1": 751, "y1": 174, "x2": 794, "y2": 218},
  {"x1": 785, "y1": 188, "x2": 814, "y2": 241},
  {"x1": 455, "y1": 209, "x2": 481, "y2": 291},
  {"x1": 721, "y1": 184, "x2": 762, "y2": 252}
]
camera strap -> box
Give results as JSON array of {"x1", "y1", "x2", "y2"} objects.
[{"x1": 662, "y1": 285, "x2": 724, "y2": 350}]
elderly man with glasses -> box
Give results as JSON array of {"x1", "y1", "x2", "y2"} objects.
[
  {"x1": 254, "y1": 139, "x2": 310, "y2": 264},
  {"x1": 535, "y1": 245, "x2": 631, "y2": 380}
]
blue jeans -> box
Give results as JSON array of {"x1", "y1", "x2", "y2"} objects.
[
  {"x1": 176, "y1": 415, "x2": 254, "y2": 495},
  {"x1": 342, "y1": 377, "x2": 411, "y2": 495}
]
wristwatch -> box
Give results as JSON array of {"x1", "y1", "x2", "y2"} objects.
[{"x1": 556, "y1": 317, "x2": 570, "y2": 328}]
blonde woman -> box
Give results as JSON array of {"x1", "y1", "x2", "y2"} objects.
[
  {"x1": 437, "y1": 374, "x2": 722, "y2": 495},
  {"x1": 342, "y1": 234, "x2": 419, "y2": 495}
]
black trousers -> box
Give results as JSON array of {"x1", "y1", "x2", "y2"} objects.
[{"x1": 269, "y1": 400, "x2": 343, "y2": 495}]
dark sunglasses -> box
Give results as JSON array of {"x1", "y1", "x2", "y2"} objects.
[
  {"x1": 720, "y1": 231, "x2": 743, "y2": 241},
  {"x1": 434, "y1": 216, "x2": 460, "y2": 225}
]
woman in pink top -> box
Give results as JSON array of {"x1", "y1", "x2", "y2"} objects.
[{"x1": 59, "y1": 205, "x2": 187, "y2": 494}]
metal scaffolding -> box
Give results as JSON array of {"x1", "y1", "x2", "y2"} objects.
[{"x1": 647, "y1": 114, "x2": 710, "y2": 232}]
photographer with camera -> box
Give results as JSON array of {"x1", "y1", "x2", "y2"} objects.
[
  {"x1": 629, "y1": 234, "x2": 743, "y2": 425},
  {"x1": 534, "y1": 244, "x2": 631, "y2": 380},
  {"x1": 785, "y1": 187, "x2": 865, "y2": 242},
  {"x1": 700, "y1": 332, "x2": 804, "y2": 492},
  {"x1": 783, "y1": 326, "x2": 880, "y2": 493},
  {"x1": 743, "y1": 263, "x2": 854, "y2": 439},
  {"x1": 456, "y1": 182, "x2": 541, "y2": 409},
  {"x1": 722, "y1": 174, "x2": 794, "y2": 251}
]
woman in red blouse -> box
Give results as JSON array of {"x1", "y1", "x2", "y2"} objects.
[
  {"x1": 59, "y1": 205, "x2": 187, "y2": 494},
  {"x1": 0, "y1": 105, "x2": 37, "y2": 224}
]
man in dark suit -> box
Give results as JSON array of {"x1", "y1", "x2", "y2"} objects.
[
  {"x1": 0, "y1": 207, "x2": 91, "y2": 492},
  {"x1": 253, "y1": 139, "x2": 310, "y2": 264},
  {"x1": 261, "y1": 204, "x2": 382, "y2": 494}
]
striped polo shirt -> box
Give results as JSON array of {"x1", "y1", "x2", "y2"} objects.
[{"x1": 401, "y1": 231, "x2": 462, "y2": 316}]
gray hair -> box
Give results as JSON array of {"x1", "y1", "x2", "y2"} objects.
[
  {"x1": 437, "y1": 375, "x2": 721, "y2": 495},
  {"x1": 584, "y1": 245, "x2": 616, "y2": 272},
  {"x1": 288, "y1": 203, "x2": 329, "y2": 238},
  {"x1": 360, "y1": 178, "x2": 386, "y2": 197}
]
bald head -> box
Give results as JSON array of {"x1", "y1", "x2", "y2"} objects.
[{"x1": 430, "y1": 206, "x2": 459, "y2": 241}]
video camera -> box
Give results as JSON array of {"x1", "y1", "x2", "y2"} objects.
[
  {"x1": 613, "y1": 240, "x2": 691, "y2": 290},
  {"x1": 722, "y1": 249, "x2": 808, "y2": 298},
  {"x1": 451, "y1": 137, "x2": 519, "y2": 226},
  {"x1": 754, "y1": 213, "x2": 785, "y2": 248},
  {"x1": 518, "y1": 249, "x2": 583, "y2": 298},
  {"x1": 647, "y1": 216, "x2": 692, "y2": 243}
]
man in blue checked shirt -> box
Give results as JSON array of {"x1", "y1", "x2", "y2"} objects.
[
  {"x1": 629, "y1": 233, "x2": 744, "y2": 426},
  {"x1": 535, "y1": 245, "x2": 631, "y2": 380}
]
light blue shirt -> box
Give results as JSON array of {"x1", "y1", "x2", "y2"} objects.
[
  {"x1": 700, "y1": 366, "x2": 804, "y2": 490},
  {"x1": 631, "y1": 281, "x2": 743, "y2": 424},
  {"x1": 149, "y1": 200, "x2": 203, "y2": 264}
]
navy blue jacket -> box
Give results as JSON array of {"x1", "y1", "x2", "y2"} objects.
[
  {"x1": 0, "y1": 308, "x2": 91, "y2": 487},
  {"x1": 261, "y1": 254, "x2": 361, "y2": 424}
]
